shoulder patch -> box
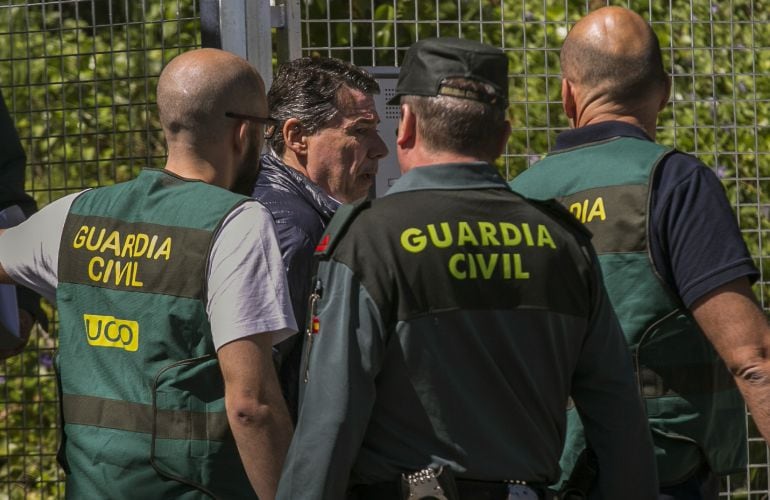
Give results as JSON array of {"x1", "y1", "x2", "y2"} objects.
[
  {"x1": 314, "y1": 198, "x2": 371, "y2": 257},
  {"x1": 528, "y1": 197, "x2": 593, "y2": 240}
]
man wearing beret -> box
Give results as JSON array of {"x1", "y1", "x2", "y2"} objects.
[{"x1": 277, "y1": 37, "x2": 657, "y2": 499}]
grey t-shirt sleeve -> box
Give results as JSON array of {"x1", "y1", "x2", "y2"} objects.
[
  {"x1": 0, "y1": 192, "x2": 82, "y2": 302},
  {"x1": 206, "y1": 200, "x2": 298, "y2": 350}
]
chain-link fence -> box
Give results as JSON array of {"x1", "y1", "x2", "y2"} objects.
[
  {"x1": 1, "y1": 0, "x2": 768, "y2": 497},
  {"x1": 0, "y1": 1, "x2": 200, "y2": 497}
]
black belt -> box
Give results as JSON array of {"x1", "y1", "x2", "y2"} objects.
[{"x1": 349, "y1": 478, "x2": 552, "y2": 500}]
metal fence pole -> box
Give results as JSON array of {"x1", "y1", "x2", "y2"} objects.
[{"x1": 200, "y1": 0, "x2": 274, "y2": 88}]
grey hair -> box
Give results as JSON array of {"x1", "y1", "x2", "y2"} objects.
[{"x1": 266, "y1": 56, "x2": 379, "y2": 155}]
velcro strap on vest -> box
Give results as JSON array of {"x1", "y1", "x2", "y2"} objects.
[{"x1": 62, "y1": 394, "x2": 230, "y2": 441}]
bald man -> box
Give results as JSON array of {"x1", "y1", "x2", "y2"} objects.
[
  {"x1": 0, "y1": 48, "x2": 296, "y2": 499},
  {"x1": 511, "y1": 6, "x2": 769, "y2": 499}
]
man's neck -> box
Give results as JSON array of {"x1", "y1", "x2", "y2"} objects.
[
  {"x1": 400, "y1": 149, "x2": 489, "y2": 173},
  {"x1": 577, "y1": 114, "x2": 656, "y2": 140},
  {"x1": 278, "y1": 151, "x2": 310, "y2": 179}
]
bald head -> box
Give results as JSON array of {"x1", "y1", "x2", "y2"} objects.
[
  {"x1": 561, "y1": 6, "x2": 667, "y2": 105},
  {"x1": 157, "y1": 48, "x2": 266, "y2": 145}
]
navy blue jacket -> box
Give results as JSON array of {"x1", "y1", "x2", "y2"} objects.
[{"x1": 252, "y1": 153, "x2": 339, "y2": 420}]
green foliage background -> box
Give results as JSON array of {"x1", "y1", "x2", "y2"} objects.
[
  {"x1": 0, "y1": 2, "x2": 199, "y2": 498},
  {"x1": 0, "y1": 0, "x2": 767, "y2": 497}
]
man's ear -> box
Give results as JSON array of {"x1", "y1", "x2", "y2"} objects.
[
  {"x1": 495, "y1": 119, "x2": 512, "y2": 159},
  {"x1": 396, "y1": 104, "x2": 416, "y2": 149},
  {"x1": 561, "y1": 78, "x2": 577, "y2": 128},
  {"x1": 658, "y1": 73, "x2": 672, "y2": 112},
  {"x1": 562, "y1": 78, "x2": 577, "y2": 125},
  {"x1": 233, "y1": 120, "x2": 249, "y2": 155},
  {"x1": 282, "y1": 117, "x2": 307, "y2": 156}
]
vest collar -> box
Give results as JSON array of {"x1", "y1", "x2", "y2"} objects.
[
  {"x1": 259, "y1": 153, "x2": 340, "y2": 219},
  {"x1": 386, "y1": 162, "x2": 507, "y2": 195},
  {"x1": 554, "y1": 121, "x2": 654, "y2": 151}
]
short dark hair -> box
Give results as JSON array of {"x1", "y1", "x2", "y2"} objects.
[
  {"x1": 402, "y1": 78, "x2": 507, "y2": 160},
  {"x1": 560, "y1": 23, "x2": 667, "y2": 104},
  {"x1": 266, "y1": 57, "x2": 380, "y2": 155}
]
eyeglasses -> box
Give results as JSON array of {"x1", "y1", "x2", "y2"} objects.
[{"x1": 225, "y1": 111, "x2": 279, "y2": 139}]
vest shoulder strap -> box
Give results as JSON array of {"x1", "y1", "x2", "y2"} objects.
[{"x1": 528, "y1": 196, "x2": 593, "y2": 240}]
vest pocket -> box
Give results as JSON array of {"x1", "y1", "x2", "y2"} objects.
[{"x1": 153, "y1": 355, "x2": 227, "y2": 457}]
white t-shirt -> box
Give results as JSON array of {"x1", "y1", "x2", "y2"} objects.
[{"x1": 0, "y1": 191, "x2": 297, "y2": 350}]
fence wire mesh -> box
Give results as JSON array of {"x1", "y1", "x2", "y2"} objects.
[
  {"x1": 0, "y1": 0, "x2": 768, "y2": 498},
  {"x1": 0, "y1": 1, "x2": 199, "y2": 498}
]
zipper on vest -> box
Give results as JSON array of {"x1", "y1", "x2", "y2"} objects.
[{"x1": 302, "y1": 280, "x2": 323, "y2": 383}]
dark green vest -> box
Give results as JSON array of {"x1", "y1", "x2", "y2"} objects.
[
  {"x1": 56, "y1": 169, "x2": 255, "y2": 499},
  {"x1": 511, "y1": 137, "x2": 746, "y2": 484}
]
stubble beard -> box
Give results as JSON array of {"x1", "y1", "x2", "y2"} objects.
[{"x1": 231, "y1": 137, "x2": 261, "y2": 196}]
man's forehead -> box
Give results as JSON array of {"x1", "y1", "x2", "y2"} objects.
[{"x1": 336, "y1": 86, "x2": 379, "y2": 121}]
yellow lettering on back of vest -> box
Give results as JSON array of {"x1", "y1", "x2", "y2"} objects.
[
  {"x1": 457, "y1": 222, "x2": 479, "y2": 246},
  {"x1": 401, "y1": 228, "x2": 427, "y2": 253},
  {"x1": 86, "y1": 256, "x2": 144, "y2": 288},
  {"x1": 475, "y1": 253, "x2": 498, "y2": 279},
  {"x1": 569, "y1": 197, "x2": 606, "y2": 223},
  {"x1": 478, "y1": 222, "x2": 500, "y2": 246},
  {"x1": 586, "y1": 197, "x2": 606, "y2": 222},
  {"x1": 101, "y1": 231, "x2": 120, "y2": 255},
  {"x1": 465, "y1": 252, "x2": 478, "y2": 278},
  {"x1": 400, "y1": 221, "x2": 557, "y2": 252},
  {"x1": 85, "y1": 227, "x2": 106, "y2": 251},
  {"x1": 500, "y1": 223, "x2": 521, "y2": 245},
  {"x1": 147, "y1": 235, "x2": 158, "y2": 258},
  {"x1": 448, "y1": 253, "x2": 466, "y2": 279},
  {"x1": 114, "y1": 260, "x2": 131, "y2": 284},
  {"x1": 73, "y1": 225, "x2": 89, "y2": 248},
  {"x1": 73, "y1": 225, "x2": 174, "y2": 260},
  {"x1": 521, "y1": 224, "x2": 534, "y2": 246},
  {"x1": 88, "y1": 256, "x2": 105, "y2": 281},
  {"x1": 83, "y1": 313, "x2": 139, "y2": 352},
  {"x1": 133, "y1": 233, "x2": 150, "y2": 257},
  {"x1": 537, "y1": 225, "x2": 556, "y2": 249},
  {"x1": 512, "y1": 253, "x2": 530, "y2": 279},
  {"x1": 101, "y1": 259, "x2": 114, "y2": 283},
  {"x1": 427, "y1": 222, "x2": 452, "y2": 248},
  {"x1": 154, "y1": 238, "x2": 172, "y2": 260},
  {"x1": 448, "y1": 253, "x2": 529, "y2": 280},
  {"x1": 569, "y1": 201, "x2": 582, "y2": 221},
  {"x1": 121, "y1": 234, "x2": 136, "y2": 257}
]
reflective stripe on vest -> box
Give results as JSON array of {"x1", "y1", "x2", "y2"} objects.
[{"x1": 62, "y1": 393, "x2": 230, "y2": 441}]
